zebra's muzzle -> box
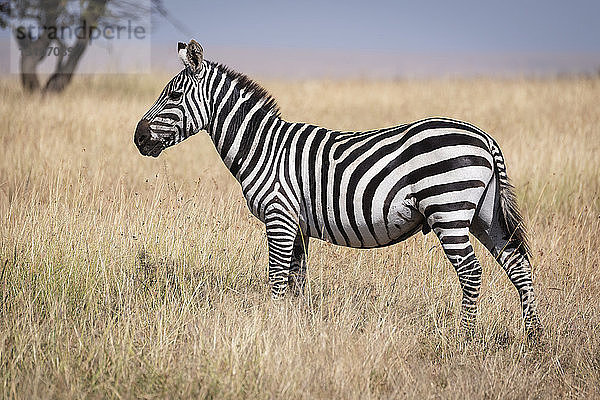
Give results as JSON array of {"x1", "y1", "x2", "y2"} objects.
[{"x1": 135, "y1": 119, "x2": 164, "y2": 157}]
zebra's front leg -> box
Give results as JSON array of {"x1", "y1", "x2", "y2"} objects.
[
  {"x1": 289, "y1": 233, "x2": 309, "y2": 296},
  {"x1": 265, "y1": 209, "x2": 298, "y2": 299}
]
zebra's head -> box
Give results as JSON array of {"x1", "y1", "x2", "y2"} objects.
[{"x1": 135, "y1": 40, "x2": 209, "y2": 157}]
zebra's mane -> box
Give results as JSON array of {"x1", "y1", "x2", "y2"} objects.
[{"x1": 210, "y1": 61, "x2": 281, "y2": 117}]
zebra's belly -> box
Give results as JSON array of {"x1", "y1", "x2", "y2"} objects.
[{"x1": 311, "y1": 198, "x2": 424, "y2": 248}]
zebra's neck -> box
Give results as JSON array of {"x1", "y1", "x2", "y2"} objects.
[{"x1": 204, "y1": 62, "x2": 286, "y2": 180}]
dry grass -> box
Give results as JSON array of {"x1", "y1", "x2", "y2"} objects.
[{"x1": 0, "y1": 73, "x2": 599, "y2": 399}]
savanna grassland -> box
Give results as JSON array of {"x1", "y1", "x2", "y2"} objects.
[{"x1": 0, "y1": 73, "x2": 599, "y2": 399}]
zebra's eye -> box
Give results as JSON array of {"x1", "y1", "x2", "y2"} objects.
[{"x1": 169, "y1": 91, "x2": 183, "y2": 101}]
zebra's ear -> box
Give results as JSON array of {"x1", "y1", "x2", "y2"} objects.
[
  {"x1": 185, "y1": 39, "x2": 204, "y2": 74},
  {"x1": 177, "y1": 42, "x2": 188, "y2": 66}
]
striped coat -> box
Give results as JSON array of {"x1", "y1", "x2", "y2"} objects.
[{"x1": 135, "y1": 40, "x2": 541, "y2": 337}]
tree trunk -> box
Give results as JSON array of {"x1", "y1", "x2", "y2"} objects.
[
  {"x1": 42, "y1": 39, "x2": 88, "y2": 94},
  {"x1": 43, "y1": 0, "x2": 109, "y2": 94},
  {"x1": 15, "y1": 33, "x2": 52, "y2": 93},
  {"x1": 19, "y1": 54, "x2": 41, "y2": 92},
  {"x1": 14, "y1": 0, "x2": 109, "y2": 94}
]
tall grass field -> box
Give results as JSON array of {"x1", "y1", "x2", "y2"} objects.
[{"x1": 1, "y1": 74, "x2": 599, "y2": 398}]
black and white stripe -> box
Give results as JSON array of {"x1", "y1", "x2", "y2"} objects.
[{"x1": 135, "y1": 40, "x2": 541, "y2": 337}]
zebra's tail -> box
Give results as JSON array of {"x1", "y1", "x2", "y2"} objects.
[{"x1": 489, "y1": 140, "x2": 531, "y2": 258}]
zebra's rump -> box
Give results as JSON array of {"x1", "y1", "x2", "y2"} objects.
[{"x1": 295, "y1": 118, "x2": 496, "y2": 248}]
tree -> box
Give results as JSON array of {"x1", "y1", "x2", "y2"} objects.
[{"x1": 1, "y1": 0, "x2": 156, "y2": 94}]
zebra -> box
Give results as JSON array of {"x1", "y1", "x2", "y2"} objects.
[{"x1": 134, "y1": 39, "x2": 542, "y2": 337}]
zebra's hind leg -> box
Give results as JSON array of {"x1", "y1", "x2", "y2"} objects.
[
  {"x1": 288, "y1": 232, "x2": 309, "y2": 296},
  {"x1": 471, "y1": 216, "x2": 542, "y2": 338},
  {"x1": 265, "y1": 208, "x2": 298, "y2": 299},
  {"x1": 431, "y1": 219, "x2": 482, "y2": 335},
  {"x1": 499, "y1": 246, "x2": 541, "y2": 338}
]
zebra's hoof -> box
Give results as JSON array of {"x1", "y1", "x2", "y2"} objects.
[
  {"x1": 525, "y1": 322, "x2": 543, "y2": 343},
  {"x1": 288, "y1": 283, "x2": 305, "y2": 298},
  {"x1": 270, "y1": 288, "x2": 288, "y2": 300},
  {"x1": 459, "y1": 321, "x2": 477, "y2": 342}
]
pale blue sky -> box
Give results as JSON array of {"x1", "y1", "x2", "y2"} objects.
[
  {"x1": 152, "y1": 0, "x2": 600, "y2": 52},
  {"x1": 2, "y1": 1, "x2": 600, "y2": 76}
]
